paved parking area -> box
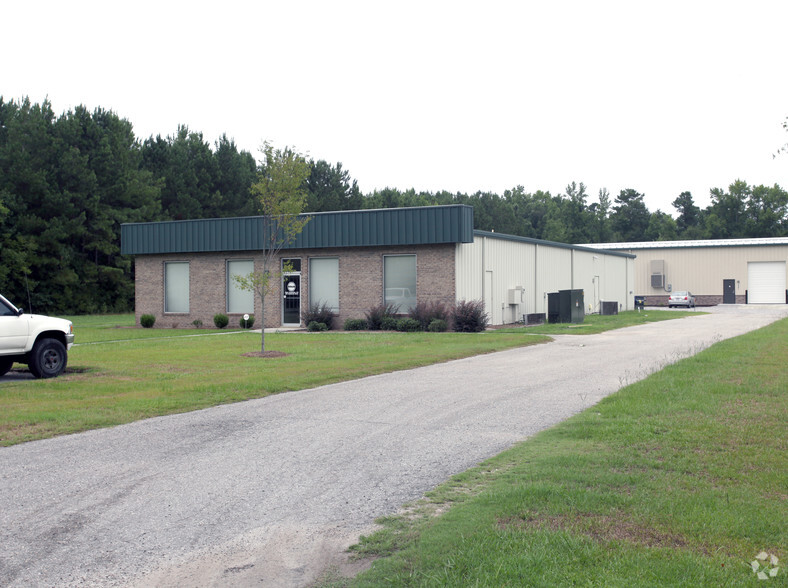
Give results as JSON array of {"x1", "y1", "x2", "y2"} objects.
[{"x1": 1, "y1": 305, "x2": 787, "y2": 587}]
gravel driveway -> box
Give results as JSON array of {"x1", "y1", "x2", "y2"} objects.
[{"x1": 1, "y1": 305, "x2": 787, "y2": 587}]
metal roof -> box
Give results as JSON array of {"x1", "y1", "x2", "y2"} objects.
[
  {"x1": 578, "y1": 237, "x2": 788, "y2": 251},
  {"x1": 121, "y1": 205, "x2": 475, "y2": 255},
  {"x1": 475, "y1": 230, "x2": 636, "y2": 258}
]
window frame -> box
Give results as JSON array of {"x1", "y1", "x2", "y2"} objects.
[
  {"x1": 383, "y1": 254, "x2": 417, "y2": 312},
  {"x1": 226, "y1": 259, "x2": 255, "y2": 314},
  {"x1": 164, "y1": 261, "x2": 190, "y2": 314},
  {"x1": 308, "y1": 256, "x2": 340, "y2": 312}
]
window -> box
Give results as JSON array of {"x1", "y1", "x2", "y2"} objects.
[
  {"x1": 164, "y1": 262, "x2": 189, "y2": 313},
  {"x1": 227, "y1": 260, "x2": 254, "y2": 313},
  {"x1": 282, "y1": 258, "x2": 301, "y2": 273},
  {"x1": 384, "y1": 255, "x2": 417, "y2": 312},
  {"x1": 309, "y1": 257, "x2": 339, "y2": 311}
]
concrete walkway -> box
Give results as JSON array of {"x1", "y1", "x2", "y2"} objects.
[{"x1": 1, "y1": 305, "x2": 786, "y2": 587}]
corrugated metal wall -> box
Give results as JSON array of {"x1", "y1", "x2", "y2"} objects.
[
  {"x1": 620, "y1": 245, "x2": 788, "y2": 296},
  {"x1": 535, "y1": 245, "x2": 572, "y2": 313},
  {"x1": 457, "y1": 234, "x2": 633, "y2": 324}
]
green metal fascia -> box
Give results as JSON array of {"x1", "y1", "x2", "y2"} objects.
[{"x1": 121, "y1": 205, "x2": 475, "y2": 255}]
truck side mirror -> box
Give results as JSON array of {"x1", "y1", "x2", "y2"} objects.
[{"x1": 16, "y1": 308, "x2": 24, "y2": 316}]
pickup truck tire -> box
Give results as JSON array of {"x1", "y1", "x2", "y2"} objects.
[
  {"x1": 0, "y1": 358, "x2": 12, "y2": 377},
  {"x1": 29, "y1": 338, "x2": 67, "y2": 379}
]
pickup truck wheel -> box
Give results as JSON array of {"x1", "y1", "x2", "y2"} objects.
[
  {"x1": 0, "y1": 358, "x2": 12, "y2": 377},
  {"x1": 29, "y1": 338, "x2": 67, "y2": 379}
]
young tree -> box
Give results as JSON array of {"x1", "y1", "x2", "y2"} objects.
[{"x1": 233, "y1": 142, "x2": 311, "y2": 353}]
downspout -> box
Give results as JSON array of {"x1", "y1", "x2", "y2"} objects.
[
  {"x1": 534, "y1": 243, "x2": 538, "y2": 312},
  {"x1": 481, "y1": 235, "x2": 486, "y2": 302},
  {"x1": 570, "y1": 248, "x2": 574, "y2": 289}
]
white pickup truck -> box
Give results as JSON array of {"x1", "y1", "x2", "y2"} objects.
[{"x1": 0, "y1": 294, "x2": 75, "y2": 378}]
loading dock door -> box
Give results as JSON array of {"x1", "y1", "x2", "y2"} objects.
[{"x1": 747, "y1": 261, "x2": 786, "y2": 304}]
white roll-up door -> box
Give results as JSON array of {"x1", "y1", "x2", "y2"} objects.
[{"x1": 747, "y1": 261, "x2": 786, "y2": 304}]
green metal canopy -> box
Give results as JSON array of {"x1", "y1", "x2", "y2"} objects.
[{"x1": 121, "y1": 205, "x2": 475, "y2": 255}]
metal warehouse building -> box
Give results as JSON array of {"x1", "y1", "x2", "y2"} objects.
[
  {"x1": 581, "y1": 237, "x2": 788, "y2": 306},
  {"x1": 121, "y1": 205, "x2": 635, "y2": 328}
]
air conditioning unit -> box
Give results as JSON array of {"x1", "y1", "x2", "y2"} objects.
[
  {"x1": 507, "y1": 287, "x2": 524, "y2": 305},
  {"x1": 650, "y1": 260, "x2": 665, "y2": 289},
  {"x1": 600, "y1": 301, "x2": 618, "y2": 315}
]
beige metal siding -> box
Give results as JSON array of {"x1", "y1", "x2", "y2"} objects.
[
  {"x1": 622, "y1": 246, "x2": 788, "y2": 298},
  {"x1": 572, "y1": 250, "x2": 596, "y2": 313},
  {"x1": 458, "y1": 235, "x2": 634, "y2": 324},
  {"x1": 602, "y1": 255, "x2": 634, "y2": 311},
  {"x1": 486, "y1": 237, "x2": 536, "y2": 324},
  {"x1": 455, "y1": 241, "x2": 484, "y2": 302},
  {"x1": 535, "y1": 246, "x2": 572, "y2": 314}
]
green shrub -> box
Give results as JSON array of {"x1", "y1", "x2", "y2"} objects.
[
  {"x1": 365, "y1": 303, "x2": 399, "y2": 330},
  {"x1": 396, "y1": 317, "x2": 422, "y2": 332},
  {"x1": 381, "y1": 316, "x2": 399, "y2": 330},
  {"x1": 303, "y1": 302, "x2": 335, "y2": 330},
  {"x1": 140, "y1": 314, "x2": 156, "y2": 328},
  {"x1": 452, "y1": 300, "x2": 489, "y2": 332},
  {"x1": 213, "y1": 313, "x2": 229, "y2": 329},
  {"x1": 344, "y1": 318, "x2": 367, "y2": 331},
  {"x1": 307, "y1": 321, "x2": 328, "y2": 332},
  {"x1": 191, "y1": 319, "x2": 203, "y2": 328},
  {"x1": 428, "y1": 318, "x2": 448, "y2": 332},
  {"x1": 409, "y1": 300, "x2": 450, "y2": 330},
  {"x1": 239, "y1": 315, "x2": 255, "y2": 329}
]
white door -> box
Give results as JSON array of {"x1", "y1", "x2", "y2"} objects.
[
  {"x1": 747, "y1": 261, "x2": 786, "y2": 304},
  {"x1": 0, "y1": 310, "x2": 29, "y2": 354}
]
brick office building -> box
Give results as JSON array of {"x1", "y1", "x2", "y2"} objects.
[{"x1": 121, "y1": 205, "x2": 635, "y2": 328}]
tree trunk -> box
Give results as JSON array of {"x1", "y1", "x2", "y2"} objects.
[{"x1": 260, "y1": 292, "x2": 266, "y2": 353}]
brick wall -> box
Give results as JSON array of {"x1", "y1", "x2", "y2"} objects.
[
  {"x1": 133, "y1": 244, "x2": 456, "y2": 328},
  {"x1": 640, "y1": 294, "x2": 746, "y2": 307}
]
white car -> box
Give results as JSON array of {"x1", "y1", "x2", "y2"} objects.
[
  {"x1": 0, "y1": 294, "x2": 75, "y2": 378},
  {"x1": 668, "y1": 291, "x2": 696, "y2": 309},
  {"x1": 385, "y1": 287, "x2": 417, "y2": 312}
]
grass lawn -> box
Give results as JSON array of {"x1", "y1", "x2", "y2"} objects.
[
  {"x1": 341, "y1": 317, "x2": 788, "y2": 587},
  {"x1": 0, "y1": 315, "x2": 551, "y2": 446},
  {"x1": 61, "y1": 313, "x2": 248, "y2": 343},
  {"x1": 0, "y1": 311, "x2": 704, "y2": 446},
  {"x1": 499, "y1": 309, "x2": 703, "y2": 336}
]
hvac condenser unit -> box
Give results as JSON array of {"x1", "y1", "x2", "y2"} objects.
[{"x1": 600, "y1": 301, "x2": 618, "y2": 315}]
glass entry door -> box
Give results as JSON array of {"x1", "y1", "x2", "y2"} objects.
[{"x1": 282, "y1": 274, "x2": 301, "y2": 325}]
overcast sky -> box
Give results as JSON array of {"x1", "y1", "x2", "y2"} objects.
[{"x1": 5, "y1": 1, "x2": 787, "y2": 214}]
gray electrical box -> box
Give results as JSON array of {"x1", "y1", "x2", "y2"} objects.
[
  {"x1": 547, "y1": 292, "x2": 560, "y2": 323},
  {"x1": 558, "y1": 289, "x2": 585, "y2": 323}
]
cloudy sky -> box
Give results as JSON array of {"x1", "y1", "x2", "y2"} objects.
[{"x1": 5, "y1": 1, "x2": 787, "y2": 213}]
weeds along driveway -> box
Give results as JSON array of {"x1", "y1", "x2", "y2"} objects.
[{"x1": 1, "y1": 305, "x2": 787, "y2": 587}]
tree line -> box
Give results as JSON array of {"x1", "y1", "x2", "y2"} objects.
[{"x1": 1, "y1": 97, "x2": 786, "y2": 314}]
